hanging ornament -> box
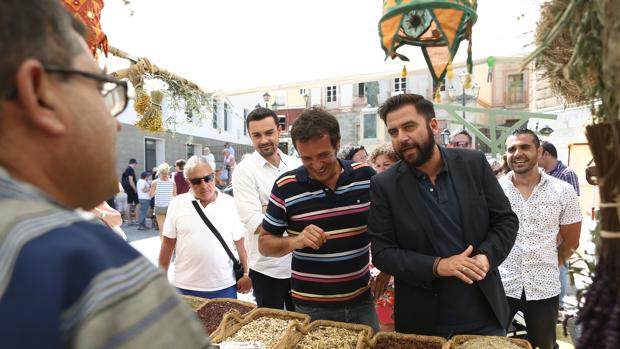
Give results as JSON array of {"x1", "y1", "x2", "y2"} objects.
[
  {"x1": 379, "y1": 0, "x2": 477, "y2": 91},
  {"x1": 463, "y1": 74, "x2": 472, "y2": 89},
  {"x1": 434, "y1": 88, "x2": 442, "y2": 103},
  {"x1": 61, "y1": 0, "x2": 108, "y2": 56},
  {"x1": 136, "y1": 90, "x2": 165, "y2": 133},
  {"x1": 486, "y1": 56, "x2": 496, "y2": 82},
  {"x1": 446, "y1": 62, "x2": 455, "y2": 81},
  {"x1": 401, "y1": 65, "x2": 408, "y2": 78}
]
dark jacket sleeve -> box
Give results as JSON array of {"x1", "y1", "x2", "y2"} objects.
[
  {"x1": 474, "y1": 153, "x2": 518, "y2": 270},
  {"x1": 368, "y1": 175, "x2": 436, "y2": 290}
]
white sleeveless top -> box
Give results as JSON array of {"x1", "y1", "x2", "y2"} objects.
[{"x1": 154, "y1": 179, "x2": 174, "y2": 207}]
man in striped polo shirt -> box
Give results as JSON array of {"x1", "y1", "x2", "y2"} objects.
[
  {"x1": 0, "y1": 1, "x2": 208, "y2": 347},
  {"x1": 259, "y1": 107, "x2": 384, "y2": 332}
]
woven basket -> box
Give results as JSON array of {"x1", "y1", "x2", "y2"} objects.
[
  {"x1": 369, "y1": 331, "x2": 446, "y2": 349},
  {"x1": 200, "y1": 298, "x2": 257, "y2": 340},
  {"x1": 211, "y1": 307, "x2": 311, "y2": 348},
  {"x1": 181, "y1": 295, "x2": 208, "y2": 312},
  {"x1": 444, "y1": 335, "x2": 532, "y2": 349},
  {"x1": 283, "y1": 320, "x2": 373, "y2": 349}
]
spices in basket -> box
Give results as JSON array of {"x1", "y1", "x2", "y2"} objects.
[
  {"x1": 182, "y1": 296, "x2": 207, "y2": 312},
  {"x1": 197, "y1": 301, "x2": 254, "y2": 334},
  {"x1": 294, "y1": 326, "x2": 360, "y2": 349},
  {"x1": 224, "y1": 317, "x2": 291, "y2": 349},
  {"x1": 455, "y1": 337, "x2": 523, "y2": 349},
  {"x1": 374, "y1": 336, "x2": 443, "y2": 349}
]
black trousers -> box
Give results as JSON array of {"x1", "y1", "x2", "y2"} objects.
[
  {"x1": 507, "y1": 291, "x2": 559, "y2": 349},
  {"x1": 249, "y1": 269, "x2": 294, "y2": 311}
]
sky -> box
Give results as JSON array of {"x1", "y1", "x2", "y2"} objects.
[{"x1": 101, "y1": 0, "x2": 545, "y2": 92}]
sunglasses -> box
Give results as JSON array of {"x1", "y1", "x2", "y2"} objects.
[
  {"x1": 450, "y1": 141, "x2": 470, "y2": 148},
  {"x1": 189, "y1": 174, "x2": 214, "y2": 185}
]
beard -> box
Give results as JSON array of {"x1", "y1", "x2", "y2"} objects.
[
  {"x1": 510, "y1": 156, "x2": 538, "y2": 174},
  {"x1": 397, "y1": 125, "x2": 436, "y2": 167},
  {"x1": 257, "y1": 142, "x2": 277, "y2": 157}
]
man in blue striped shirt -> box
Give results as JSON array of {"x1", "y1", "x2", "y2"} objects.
[
  {"x1": 259, "y1": 108, "x2": 386, "y2": 332},
  {"x1": 0, "y1": 1, "x2": 208, "y2": 347}
]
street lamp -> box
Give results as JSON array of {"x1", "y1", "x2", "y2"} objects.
[
  {"x1": 262, "y1": 91, "x2": 271, "y2": 108},
  {"x1": 303, "y1": 94, "x2": 309, "y2": 109},
  {"x1": 271, "y1": 101, "x2": 280, "y2": 111},
  {"x1": 448, "y1": 74, "x2": 480, "y2": 119},
  {"x1": 535, "y1": 121, "x2": 554, "y2": 136},
  {"x1": 440, "y1": 128, "x2": 451, "y2": 146}
]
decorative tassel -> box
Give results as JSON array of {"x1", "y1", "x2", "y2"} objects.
[
  {"x1": 446, "y1": 62, "x2": 455, "y2": 81},
  {"x1": 434, "y1": 88, "x2": 441, "y2": 103},
  {"x1": 136, "y1": 90, "x2": 165, "y2": 132},
  {"x1": 401, "y1": 65, "x2": 408, "y2": 78},
  {"x1": 128, "y1": 66, "x2": 151, "y2": 116},
  {"x1": 463, "y1": 74, "x2": 473, "y2": 89}
]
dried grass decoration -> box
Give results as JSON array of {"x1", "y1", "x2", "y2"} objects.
[
  {"x1": 532, "y1": 0, "x2": 601, "y2": 105},
  {"x1": 136, "y1": 90, "x2": 165, "y2": 132},
  {"x1": 127, "y1": 68, "x2": 150, "y2": 116}
]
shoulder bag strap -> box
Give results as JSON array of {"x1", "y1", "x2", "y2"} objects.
[{"x1": 191, "y1": 200, "x2": 240, "y2": 265}]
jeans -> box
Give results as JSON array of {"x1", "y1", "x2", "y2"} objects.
[
  {"x1": 559, "y1": 263, "x2": 569, "y2": 306},
  {"x1": 138, "y1": 199, "x2": 150, "y2": 226},
  {"x1": 294, "y1": 295, "x2": 380, "y2": 333},
  {"x1": 177, "y1": 285, "x2": 237, "y2": 299}
]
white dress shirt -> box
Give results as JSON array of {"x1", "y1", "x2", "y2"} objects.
[
  {"x1": 163, "y1": 191, "x2": 245, "y2": 291},
  {"x1": 499, "y1": 170, "x2": 582, "y2": 300},
  {"x1": 232, "y1": 149, "x2": 302, "y2": 279}
]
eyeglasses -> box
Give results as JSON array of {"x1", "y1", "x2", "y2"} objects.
[
  {"x1": 189, "y1": 174, "x2": 214, "y2": 185},
  {"x1": 450, "y1": 141, "x2": 470, "y2": 148},
  {"x1": 4, "y1": 64, "x2": 128, "y2": 117}
]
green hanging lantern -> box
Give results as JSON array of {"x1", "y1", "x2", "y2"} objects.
[{"x1": 379, "y1": 0, "x2": 478, "y2": 91}]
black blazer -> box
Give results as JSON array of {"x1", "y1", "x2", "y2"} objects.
[{"x1": 368, "y1": 148, "x2": 518, "y2": 335}]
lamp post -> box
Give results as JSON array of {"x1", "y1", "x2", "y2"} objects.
[
  {"x1": 440, "y1": 128, "x2": 451, "y2": 146},
  {"x1": 303, "y1": 94, "x2": 309, "y2": 109},
  {"x1": 448, "y1": 74, "x2": 480, "y2": 119},
  {"x1": 262, "y1": 91, "x2": 271, "y2": 108},
  {"x1": 535, "y1": 121, "x2": 554, "y2": 136}
]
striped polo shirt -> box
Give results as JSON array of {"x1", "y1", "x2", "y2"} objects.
[{"x1": 262, "y1": 160, "x2": 375, "y2": 308}]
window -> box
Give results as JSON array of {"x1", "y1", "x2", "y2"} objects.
[
  {"x1": 224, "y1": 104, "x2": 229, "y2": 131},
  {"x1": 327, "y1": 86, "x2": 337, "y2": 102},
  {"x1": 357, "y1": 83, "x2": 365, "y2": 97},
  {"x1": 299, "y1": 88, "x2": 307, "y2": 95},
  {"x1": 363, "y1": 114, "x2": 377, "y2": 139},
  {"x1": 212, "y1": 103, "x2": 218, "y2": 129},
  {"x1": 507, "y1": 73, "x2": 525, "y2": 105},
  {"x1": 144, "y1": 138, "x2": 157, "y2": 173},
  {"x1": 186, "y1": 144, "x2": 195, "y2": 159},
  {"x1": 394, "y1": 77, "x2": 407, "y2": 93},
  {"x1": 243, "y1": 109, "x2": 249, "y2": 136}
]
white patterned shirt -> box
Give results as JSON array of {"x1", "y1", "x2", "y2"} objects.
[{"x1": 498, "y1": 169, "x2": 582, "y2": 300}]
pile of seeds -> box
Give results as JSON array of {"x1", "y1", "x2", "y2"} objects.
[
  {"x1": 182, "y1": 296, "x2": 207, "y2": 311},
  {"x1": 294, "y1": 326, "x2": 360, "y2": 349},
  {"x1": 224, "y1": 317, "x2": 291, "y2": 349},
  {"x1": 455, "y1": 337, "x2": 523, "y2": 349},
  {"x1": 374, "y1": 336, "x2": 443, "y2": 349},
  {"x1": 197, "y1": 301, "x2": 254, "y2": 334}
]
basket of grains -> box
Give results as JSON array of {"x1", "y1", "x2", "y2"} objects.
[
  {"x1": 444, "y1": 335, "x2": 532, "y2": 349},
  {"x1": 212, "y1": 308, "x2": 311, "y2": 349},
  {"x1": 196, "y1": 298, "x2": 256, "y2": 338},
  {"x1": 369, "y1": 332, "x2": 446, "y2": 349},
  {"x1": 182, "y1": 295, "x2": 209, "y2": 312},
  {"x1": 283, "y1": 320, "x2": 373, "y2": 349}
]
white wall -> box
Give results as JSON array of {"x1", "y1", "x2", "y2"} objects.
[{"x1": 340, "y1": 84, "x2": 353, "y2": 107}]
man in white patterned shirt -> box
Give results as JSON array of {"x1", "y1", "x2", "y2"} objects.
[
  {"x1": 499, "y1": 129, "x2": 582, "y2": 349},
  {"x1": 233, "y1": 107, "x2": 301, "y2": 310}
]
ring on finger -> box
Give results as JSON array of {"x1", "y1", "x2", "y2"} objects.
[{"x1": 461, "y1": 266, "x2": 467, "y2": 272}]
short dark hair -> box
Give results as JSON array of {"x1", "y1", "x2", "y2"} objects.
[
  {"x1": 510, "y1": 128, "x2": 541, "y2": 148},
  {"x1": 291, "y1": 107, "x2": 340, "y2": 149},
  {"x1": 0, "y1": 0, "x2": 87, "y2": 97},
  {"x1": 246, "y1": 107, "x2": 278, "y2": 130},
  {"x1": 378, "y1": 93, "x2": 436, "y2": 124},
  {"x1": 452, "y1": 129, "x2": 473, "y2": 143},
  {"x1": 129, "y1": 158, "x2": 138, "y2": 164},
  {"x1": 340, "y1": 145, "x2": 366, "y2": 161},
  {"x1": 175, "y1": 159, "x2": 186, "y2": 170},
  {"x1": 541, "y1": 141, "x2": 558, "y2": 158}
]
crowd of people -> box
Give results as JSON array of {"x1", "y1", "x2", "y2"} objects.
[{"x1": 0, "y1": 2, "x2": 584, "y2": 349}]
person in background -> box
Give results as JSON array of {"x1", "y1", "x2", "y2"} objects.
[
  {"x1": 0, "y1": 1, "x2": 208, "y2": 346},
  {"x1": 499, "y1": 129, "x2": 582, "y2": 349},
  {"x1": 159, "y1": 156, "x2": 252, "y2": 298},
  {"x1": 224, "y1": 142, "x2": 236, "y2": 157},
  {"x1": 115, "y1": 181, "x2": 128, "y2": 223},
  {"x1": 137, "y1": 171, "x2": 151, "y2": 230},
  {"x1": 150, "y1": 163, "x2": 176, "y2": 237},
  {"x1": 340, "y1": 144, "x2": 369, "y2": 164},
  {"x1": 223, "y1": 148, "x2": 236, "y2": 186},
  {"x1": 122, "y1": 158, "x2": 139, "y2": 223},
  {"x1": 369, "y1": 143, "x2": 399, "y2": 174},
  {"x1": 203, "y1": 147, "x2": 216, "y2": 173},
  {"x1": 448, "y1": 129, "x2": 474, "y2": 149},
  {"x1": 173, "y1": 159, "x2": 190, "y2": 195}
]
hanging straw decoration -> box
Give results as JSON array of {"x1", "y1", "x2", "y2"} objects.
[
  {"x1": 446, "y1": 62, "x2": 455, "y2": 81},
  {"x1": 127, "y1": 66, "x2": 150, "y2": 116},
  {"x1": 136, "y1": 90, "x2": 165, "y2": 133}
]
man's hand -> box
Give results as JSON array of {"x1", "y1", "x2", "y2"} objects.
[
  {"x1": 472, "y1": 253, "x2": 490, "y2": 274},
  {"x1": 236, "y1": 275, "x2": 252, "y2": 293},
  {"x1": 436, "y1": 245, "x2": 487, "y2": 284},
  {"x1": 370, "y1": 271, "x2": 392, "y2": 299},
  {"x1": 292, "y1": 224, "x2": 328, "y2": 250}
]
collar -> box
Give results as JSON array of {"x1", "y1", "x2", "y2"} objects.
[
  {"x1": 505, "y1": 167, "x2": 549, "y2": 187},
  {"x1": 255, "y1": 149, "x2": 288, "y2": 168},
  {"x1": 548, "y1": 160, "x2": 566, "y2": 175},
  {"x1": 0, "y1": 166, "x2": 62, "y2": 206},
  {"x1": 295, "y1": 158, "x2": 353, "y2": 183},
  {"x1": 408, "y1": 146, "x2": 449, "y2": 180}
]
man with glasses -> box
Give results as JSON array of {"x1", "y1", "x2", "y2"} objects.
[
  {"x1": 0, "y1": 1, "x2": 208, "y2": 347},
  {"x1": 159, "y1": 155, "x2": 252, "y2": 299},
  {"x1": 448, "y1": 129, "x2": 474, "y2": 149}
]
